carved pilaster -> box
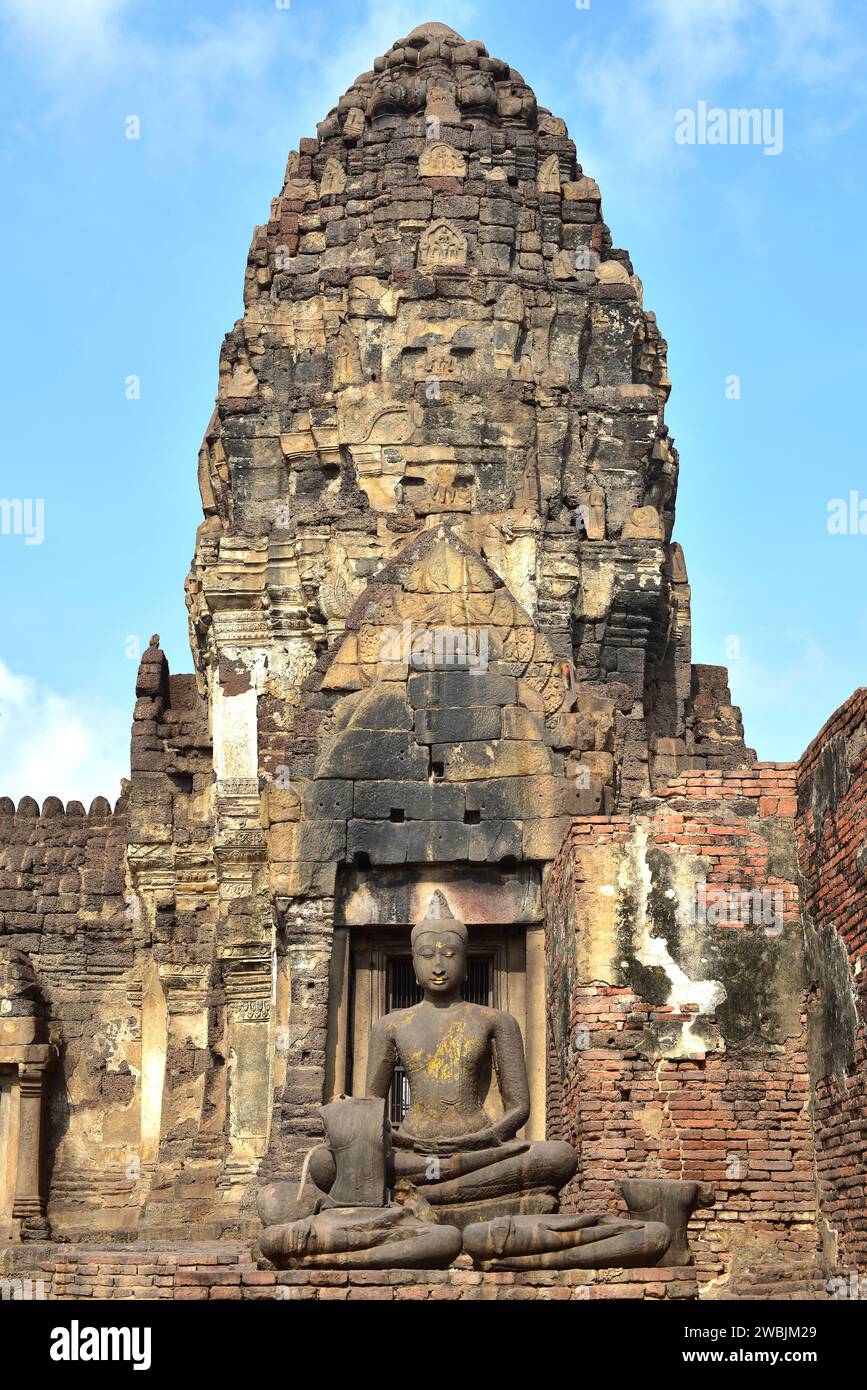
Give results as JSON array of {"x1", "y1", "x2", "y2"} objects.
[
  {"x1": 11, "y1": 1054, "x2": 53, "y2": 1234},
  {"x1": 219, "y1": 935, "x2": 275, "y2": 1186}
]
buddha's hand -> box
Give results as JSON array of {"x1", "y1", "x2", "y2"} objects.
[
  {"x1": 409, "y1": 1138, "x2": 449, "y2": 1155},
  {"x1": 416, "y1": 1127, "x2": 502, "y2": 1154},
  {"x1": 389, "y1": 1124, "x2": 419, "y2": 1150}
]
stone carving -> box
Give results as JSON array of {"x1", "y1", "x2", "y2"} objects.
[
  {"x1": 419, "y1": 142, "x2": 466, "y2": 178},
  {"x1": 4, "y1": 20, "x2": 836, "y2": 1290},
  {"x1": 552, "y1": 249, "x2": 580, "y2": 280},
  {"x1": 261, "y1": 1203, "x2": 462, "y2": 1271},
  {"x1": 363, "y1": 892, "x2": 577, "y2": 1231},
  {"x1": 564, "y1": 176, "x2": 601, "y2": 202},
  {"x1": 425, "y1": 85, "x2": 461, "y2": 127},
  {"x1": 318, "y1": 1097, "x2": 389, "y2": 1207},
  {"x1": 0, "y1": 948, "x2": 54, "y2": 1240},
  {"x1": 537, "y1": 153, "x2": 561, "y2": 194},
  {"x1": 341, "y1": 107, "x2": 365, "y2": 141},
  {"x1": 281, "y1": 178, "x2": 316, "y2": 205},
  {"x1": 621, "y1": 504, "x2": 664, "y2": 540},
  {"x1": 417, "y1": 220, "x2": 467, "y2": 269},
  {"x1": 619, "y1": 1179, "x2": 715, "y2": 1266},
  {"x1": 463, "y1": 1213, "x2": 671, "y2": 1271},
  {"x1": 231, "y1": 999, "x2": 271, "y2": 1022},
  {"x1": 319, "y1": 157, "x2": 346, "y2": 196},
  {"x1": 259, "y1": 1094, "x2": 463, "y2": 1270},
  {"x1": 333, "y1": 322, "x2": 363, "y2": 387},
  {"x1": 596, "y1": 258, "x2": 631, "y2": 284},
  {"x1": 577, "y1": 487, "x2": 606, "y2": 540}
]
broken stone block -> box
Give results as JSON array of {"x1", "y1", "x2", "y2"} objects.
[
  {"x1": 346, "y1": 821, "x2": 408, "y2": 865},
  {"x1": 414, "y1": 706, "x2": 502, "y2": 744},
  {"x1": 404, "y1": 821, "x2": 471, "y2": 862},
  {"x1": 314, "y1": 731, "x2": 428, "y2": 780},
  {"x1": 467, "y1": 820, "x2": 523, "y2": 863},
  {"x1": 501, "y1": 706, "x2": 546, "y2": 740},
  {"x1": 408, "y1": 671, "x2": 518, "y2": 710},
  {"x1": 522, "y1": 818, "x2": 571, "y2": 860},
  {"x1": 618, "y1": 1180, "x2": 715, "y2": 1267},
  {"x1": 433, "y1": 740, "x2": 553, "y2": 781}
]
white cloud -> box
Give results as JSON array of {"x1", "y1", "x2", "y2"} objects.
[
  {"x1": 727, "y1": 628, "x2": 827, "y2": 706},
  {"x1": 566, "y1": 0, "x2": 865, "y2": 176},
  {"x1": 0, "y1": 2, "x2": 480, "y2": 109},
  {"x1": 0, "y1": 2, "x2": 480, "y2": 160},
  {"x1": 0, "y1": 0, "x2": 130, "y2": 74},
  {"x1": 0, "y1": 1, "x2": 279, "y2": 151},
  {"x1": 0, "y1": 659, "x2": 128, "y2": 807}
]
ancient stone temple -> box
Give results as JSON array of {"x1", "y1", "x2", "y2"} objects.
[{"x1": 1, "y1": 22, "x2": 865, "y2": 1301}]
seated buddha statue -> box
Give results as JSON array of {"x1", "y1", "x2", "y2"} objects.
[
  {"x1": 359, "y1": 891, "x2": 577, "y2": 1228},
  {"x1": 258, "y1": 892, "x2": 671, "y2": 1270}
]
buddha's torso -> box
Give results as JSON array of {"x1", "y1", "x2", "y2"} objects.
[{"x1": 384, "y1": 1000, "x2": 498, "y2": 1143}]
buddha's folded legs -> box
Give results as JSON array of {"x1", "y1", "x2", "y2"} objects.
[
  {"x1": 394, "y1": 1139, "x2": 577, "y2": 1205},
  {"x1": 463, "y1": 1213, "x2": 672, "y2": 1270},
  {"x1": 260, "y1": 1205, "x2": 462, "y2": 1271}
]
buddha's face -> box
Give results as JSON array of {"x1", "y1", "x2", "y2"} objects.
[{"x1": 412, "y1": 929, "x2": 466, "y2": 1000}]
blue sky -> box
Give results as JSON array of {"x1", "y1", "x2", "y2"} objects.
[{"x1": 1, "y1": 0, "x2": 865, "y2": 803}]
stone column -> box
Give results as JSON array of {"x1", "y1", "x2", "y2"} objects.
[
  {"x1": 12, "y1": 1062, "x2": 49, "y2": 1229},
  {"x1": 219, "y1": 940, "x2": 274, "y2": 1188}
]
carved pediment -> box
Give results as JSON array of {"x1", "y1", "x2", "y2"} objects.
[
  {"x1": 418, "y1": 220, "x2": 467, "y2": 269},
  {"x1": 419, "y1": 142, "x2": 466, "y2": 179}
]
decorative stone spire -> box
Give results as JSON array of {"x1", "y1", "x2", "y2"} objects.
[{"x1": 412, "y1": 890, "x2": 468, "y2": 942}]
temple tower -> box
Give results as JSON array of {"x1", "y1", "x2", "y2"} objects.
[{"x1": 133, "y1": 19, "x2": 757, "y2": 1211}]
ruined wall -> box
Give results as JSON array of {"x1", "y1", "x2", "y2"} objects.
[
  {"x1": 0, "y1": 638, "x2": 225, "y2": 1243},
  {"x1": 123, "y1": 639, "x2": 247, "y2": 1241},
  {"x1": 796, "y1": 688, "x2": 867, "y2": 1279},
  {"x1": 547, "y1": 763, "x2": 825, "y2": 1293},
  {"x1": 0, "y1": 796, "x2": 135, "y2": 1236}
]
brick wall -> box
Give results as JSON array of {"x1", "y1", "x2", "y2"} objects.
[
  {"x1": 36, "y1": 1242, "x2": 697, "y2": 1300},
  {"x1": 796, "y1": 688, "x2": 867, "y2": 1276},
  {"x1": 546, "y1": 762, "x2": 824, "y2": 1294}
]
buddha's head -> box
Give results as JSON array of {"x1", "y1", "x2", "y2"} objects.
[{"x1": 411, "y1": 891, "x2": 467, "y2": 1002}]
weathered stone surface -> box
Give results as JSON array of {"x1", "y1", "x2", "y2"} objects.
[
  {"x1": 408, "y1": 672, "x2": 517, "y2": 710},
  {"x1": 315, "y1": 731, "x2": 428, "y2": 781},
  {"x1": 347, "y1": 821, "x2": 409, "y2": 865},
  {"x1": 433, "y1": 739, "x2": 553, "y2": 781},
  {"x1": 353, "y1": 780, "x2": 465, "y2": 822},
  {"x1": 468, "y1": 820, "x2": 523, "y2": 863},
  {"x1": 414, "y1": 706, "x2": 502, "y2": 744},
  {"x1": 302, "y1": 780, "x2": 353, "y2": 821}
]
